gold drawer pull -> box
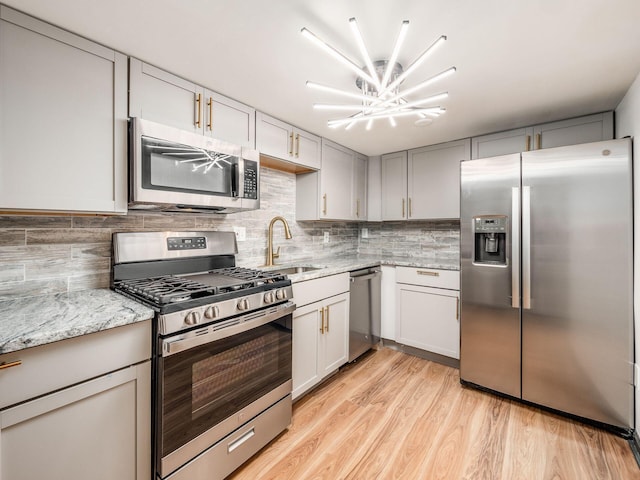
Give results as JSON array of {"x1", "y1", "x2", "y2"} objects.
[
  {"x1": 417, "y1": 270, "x2": 440, "y2": 277},
  {"x1": 0, "y1": 360, "x2": 22, "y2": 370}
]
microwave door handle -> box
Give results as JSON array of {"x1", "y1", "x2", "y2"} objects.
[{"x1": 231, "y1": 162, "x2": 239, "y2": 197}]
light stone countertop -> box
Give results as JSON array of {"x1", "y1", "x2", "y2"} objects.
[
  {"x1": 262, "y1": 254, "x2": 460, "y2": 282},
  {"x1": 0, "y1": 289, "x2": 154, "y2": 355},
  {"x1": 0, "y1": 255, "x2": 457, "y2": 355}
]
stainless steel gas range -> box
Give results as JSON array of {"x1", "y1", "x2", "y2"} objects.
[{"x1": 112, "y1": 231, "x2": 295, "y2": 480}]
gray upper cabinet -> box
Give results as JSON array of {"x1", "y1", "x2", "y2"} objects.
[
  {"x1": 408, "y1": 139, "x2": 469, "y2": 219},
  {"x1": 470, "y1": 112, "x2": 613, "y2": 159},
  {"x1": 129, "y1": 58, "x2": 255, "y2": 148},
  {"x1": 296, "y1": 139, "x2": 367, "y2": 221},
  {"x1": 0, "y1": 6, "x2": 127, "y2": 213},
  {"x1": 256, "y1": 112, "x2": 321, "y2": 170},
  {"x1": 381, "y1": 139, "x2": 469, "y2": 221}
]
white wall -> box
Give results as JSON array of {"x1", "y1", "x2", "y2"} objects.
[{"x1": 615, "y1": 70, "x2": 640, "y2": 430}]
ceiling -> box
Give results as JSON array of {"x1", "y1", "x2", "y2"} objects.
[{"x1": 6, "y1": 0, "x2": 640, "y2": 156}]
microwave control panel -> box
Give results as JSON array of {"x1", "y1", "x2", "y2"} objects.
[{"x1": 243, "y1": 161, "x2": 258, "y2": 199}]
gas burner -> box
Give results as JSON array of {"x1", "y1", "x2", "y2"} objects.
[{"x1": 117, "y1": 276, "x2": 216, "y2": 305}]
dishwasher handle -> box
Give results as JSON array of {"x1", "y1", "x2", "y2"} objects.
[{"x1": 350, "y1": 270, "x2": 381, "y2": 282}]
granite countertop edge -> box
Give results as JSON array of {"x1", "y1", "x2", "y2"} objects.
[{"x1": 0, "y1": 289, "x2": 155, "y2": 355}]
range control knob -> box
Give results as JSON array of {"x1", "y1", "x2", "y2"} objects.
[
  {"x1": 237, "y1": 298, "x2": 249, "y2": 311},
  {"x1": 204, "y1": 306, "x2": 219, "y2": 319},
  {"x1": 184, "y1": 311, "x2": 201, "y2": 326},
  {"x1": 275, "y1": 289, "x2": 287, "y2": 301},
  {"x1": 264, "y1": 291, "x2": 275, "y2": 304}
]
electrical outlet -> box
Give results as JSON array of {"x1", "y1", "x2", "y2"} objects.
[
  {"x1": 323, "y1": 231, "x2": 330, "y2": 244},
  {"x1": 361, "y1": 227, "x2": 369, "y2": 239},
  {"x1": 233, "y1": 226, "x2": 246, "y2": 242}
]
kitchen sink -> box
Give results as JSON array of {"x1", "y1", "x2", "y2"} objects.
[{"x1": 270, "y1": 266, "x2": 323, "y2": 275}]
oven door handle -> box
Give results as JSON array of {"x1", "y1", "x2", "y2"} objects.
[{"x1": 162, "y1": 301, "x2": 296, "y2": 357}]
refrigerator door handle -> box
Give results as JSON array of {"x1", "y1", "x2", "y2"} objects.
[
  {"x1": 522, "y1": 186, "x2": 531, "y2": 309},
  {"x1": 511, "y1": 187, "x2": 520, "y2": 308}
]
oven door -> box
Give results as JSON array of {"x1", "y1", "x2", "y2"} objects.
[{"x1": 157, "y1": 301, "x2": 294, "y2": 478}]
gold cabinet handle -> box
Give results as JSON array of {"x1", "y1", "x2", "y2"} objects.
[
  {"x1": 289, "y1": 132, "x2": 294, "y2": 156},
  {"x1": 322, "y1": 194, "x2": 327, "y2": 216},
  {"x1": 402, "y1": 198, "x2": 405, "y2": 218},
  {"x1": 0, "y1": 360, "x2": 22, "y2": 370},
  {"x1": 325, "y1": 307, "x2": 329, "y2": 333},
  {"x1": 409, "y1": 198, "x2": 412, "y2": 218},
  {"x1": 320, "y1": 308, "x2": 325, "y2": 334},
  {"x1": 295, "y1": 134, "x2": 300, "y2": 158},
  {"x1": 356, "y1": 199, "x2": 360, "y2": 218},
  {"x1": 207, "y1": 97, "x2": 213, "y2": 131},
  {"x1": 456, "y1": 297, "x2": 460, "y2": 320},
  {"x1": 535, "y1": 133, "x2": 541, "y2": 150},
  {"x1": 195, "y1": 93, "x2": 202, "y2": 128},
  {"x1": 525, "y1": 135, "x2": 531, "y2": 152},
  {"x1": 417, "y1": 270, "x2": 440, "y2": 277}
]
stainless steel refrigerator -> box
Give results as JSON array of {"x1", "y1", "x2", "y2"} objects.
[{"x1": 460, "y1": 138, "x2": 633, "y2": 433}]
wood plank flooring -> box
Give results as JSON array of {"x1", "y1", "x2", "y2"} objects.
[{"x1": 229, "y1": 348, "x2": 640, "y2": 480}]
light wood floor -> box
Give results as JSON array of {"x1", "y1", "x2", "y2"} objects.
[{"x1": 230, "y1": 348, "x2": 640, "y2": 480}]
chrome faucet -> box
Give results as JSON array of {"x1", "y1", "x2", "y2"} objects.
[{"x1": 266, "y1": 216, "x2": 292, "y2": 266}]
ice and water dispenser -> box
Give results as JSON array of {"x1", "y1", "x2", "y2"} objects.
[{"x1": 472, "y1": 216, "x2": 507, "y2": 266}]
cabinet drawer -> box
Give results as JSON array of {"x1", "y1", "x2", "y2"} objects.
[
  {"x1": 396, "y1": 267, "x2": 459, "y2": 290},
  {"x1": 292, "y1": 273, "x2": 349, "y2": 308},
  {"x1": 0, "y1": 320, "x2": 151, "y2": 409}
]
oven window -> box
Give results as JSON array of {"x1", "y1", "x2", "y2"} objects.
[
  {"x1": 160, "y1": 316, "x2": 291, "y2": 457},
  {"x1": 141, "y1": 135, "x2": 238, "y2": 196}
]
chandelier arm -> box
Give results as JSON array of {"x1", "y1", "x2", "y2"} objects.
[
  {"x1": 349, "y1": 18, "x2": 382, "y2": 91},
  {"x1": 380, "y1": 20, "x2": 410, "y2": 90},
  {"x1": 306, "y1": 81, "x2": 380, "y2": 103},
  {"x1": 379, "y1": 35, "x2": 447, "y2": 97},
  {"x1": 328, "y1": 107, "x2": 444, "y2": 128},
  {"x1": 301, "y1": 28, "x2": 377, "y2": 86}
]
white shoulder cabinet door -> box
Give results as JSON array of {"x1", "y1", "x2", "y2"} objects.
[
  {"x1": 407, "y1": 139, "x2": 469, "y2": 220},
  {"x1": 256, "y1": 112, "x2": 321, "y2": 169},
  {"x1": 129, "y1": 59, "x2": 255, "y2": 148},
  {"x1": 0, "y1": 6, "x2": 127, "y2": 213},
  {"x1": 471, "y1": 127, "x2": 534, "y2": 159},
  {"x1": 354, "y1": 153, "x2": 368, "y2": 220},
  {"x1": 381, "y1": 151, "x2": 408, "y2": 221},
  {"x1": 292, "y1": 302, "x2": 322, "y2": 400},
  {"x1": 532, "y1": 111, "x2": 613, "y2": 150},
  {"x1": 319, "y1": 139, "x2": 354, "y2": 220}
]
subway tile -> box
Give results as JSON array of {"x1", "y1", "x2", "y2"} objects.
[
  {"x1": 71, "y1": 243, "x2": 111, "y2": 259},
  {"x1": 0, "y1": 216, "x2": 71, "y2": 228},
  {"x1": 69, "y1": 272, "x2": 111, "y2": 292},
  {"x1": 25, "y1": 257, "x2": 110, "y2": 281},
  {"x1": 0, "y1": 230, "x2": 26, "y2": 246},
  {"x1": 27, "y1": 228, "x2": 111, "y2": 245},
  {"x1": 0, "y1": 278, "x2": 68, "y2": 300},
  {"x1": 142, "y1": 214, "x2": 197, "y2": 230},
  {"x1": 0, "y1": 264, "x2": 25, "y2": 283},
  {"x1": 72, "y1": 215, "x2": 144, "y2": 229}
]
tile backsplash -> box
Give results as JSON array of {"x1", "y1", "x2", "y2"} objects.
[{"x1": 0, "y1": 167, "x2": 459, "y2": 300}]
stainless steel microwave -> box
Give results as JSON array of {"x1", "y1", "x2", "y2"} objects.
[{"x1": 128, "y1": 118, "x2": 259, "y2": 213}]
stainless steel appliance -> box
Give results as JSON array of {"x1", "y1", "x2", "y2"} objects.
[
  {"x1": 128, "y1": 118, "x2": 260, "y2": 213},
  {"x1": 112, "y1": 231, "x2": 294, "y2": 480},
  {"x1": 348, "y1": 268, "x2": 381, "y2": 362},
  {"x1": 460, "y1": 139, "x2": 633, "y2": 434}
]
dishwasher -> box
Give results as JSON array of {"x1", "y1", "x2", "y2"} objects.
[{"x1": 349, "y1": 267, "x2": 382, "y2": 362}]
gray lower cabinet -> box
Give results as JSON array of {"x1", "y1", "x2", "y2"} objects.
[
  {"x1": 470, "y1": 111, "x2": 614, "y2": 159},
  {"x1": 129, "y1": 58, "x2": 255, "y2": 148},
  {"x1": 0, "y1": 322, "x2": 151, "y2": 480},
  {"x1": 292, "y1": 274, "x2": 350, "y2": 400},
  {"x1": 0, "y1": 6, "x2": 127, "y2": 214}
]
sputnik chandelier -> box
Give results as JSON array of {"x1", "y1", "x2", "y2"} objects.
[{"x1": 301, "y1": 18, "x2": 455, "y2": 130}]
